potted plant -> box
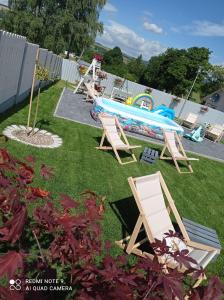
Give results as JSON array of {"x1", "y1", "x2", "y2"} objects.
[
  {"x1": 200, "y1": 106, "x2": 209, "y2": 113},
  {"x1": 114, "y1": 77, "x2": 123, "y2": 88},
  {"x1": 172, "y1": 96, "x2": 181, "y2": 102},
  {"x1": 145, "y1": 88, "x2": 152, "y2": 94},
  {"x1": 93, "y1": 53, "x2": 103, "y2": 62}
]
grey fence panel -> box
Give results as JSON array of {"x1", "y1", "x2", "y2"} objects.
[
  {"x1": 61, "y1": 59, "x2": 81, "y2": 83},
  {"x1": 0, "y1": 31, "x2": 26, "y2": 112},
  {"x1": 54, "y1": 56, "x2": 59, "y2": 78},
  {"x1": 57, "y1": 57, "x2": 63, "y2": 78},
  {"x1": 16, "y1": 42, "x2": 39, "y2": 104},
  {"x1": 45, "y1": 51, "x2": 53, "y2": 71},
  {"x1": 180, "y1": 100, "x2": 224, "y2": 125},
  {"x1": 56, "y1": 57, "x2": 63, "y2": 78},
  {"x1": 50, "y1": 54, "x2": 57, "y2": 79},
  {"x1": 38, "y1": 48, "x2": 48, "y2": 67}
]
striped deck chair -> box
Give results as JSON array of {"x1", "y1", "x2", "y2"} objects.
[
  {"x1": 205, "y1": 124, "x2": 224, "y2": 143},
  {"x1": 160, "y1": 130, "x2": 198, "y2": 174},
  {"x1": 116, "y1": 172, "x2": 220, "y2": 287},
  {"x1": 182, "y1": 113, "x2": 198, "y2": 129},
  {"x1": 96, "y1": 114, "x2": 141, "y2": 165}
]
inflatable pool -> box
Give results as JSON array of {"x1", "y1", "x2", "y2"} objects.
[{"x1": 91, "y1": 98, "x2": 184, "y2": 140}]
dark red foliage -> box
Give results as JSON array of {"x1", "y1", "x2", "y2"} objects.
[
  {"x1": 60, "y1": 194, "x2": 79, "y2": 211},
  {"x1": 0, "y1": 148, "x2": 223, "y2": 300},
  {"x1": 0, "y1": 205, "x2": 27, "y2": 243},
  {"x1": 34, "y1": 202, "x2": 58, "y2": 232},
  {"x1": 18, "y1": 163, "x2": 34, "y2": 184},
  {"x1": 28, "y1": 187, "x2": 50, "y2": 199},
  {"x1": 0, "y1": 287, "x2": 24, "y2": 300},
  {"x1": 40, "y1": 164, "x2": 54, "y2": 179},
  {"x1": 0, "y1": 251, "x2": 23, "y2": 279}
]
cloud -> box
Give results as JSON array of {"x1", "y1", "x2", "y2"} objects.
[
  {"x1": 103, "y1": 2, "x2": 117, "y2": 13},
  {"x1": 97, "y1": 21, "x2": 166, "y2": 60},
  {"x1": 192, "y1": 21, "x2": 224, "y2": 37},
  {"x1": 143, "y1": 21, "x2": 163, "y2": 34},
  {"x1": 143, "y1": 10, "x2": 153, "y2": 17},
  {"x1": 171, "y1": 20, "x2": 224, "y2": 37}
]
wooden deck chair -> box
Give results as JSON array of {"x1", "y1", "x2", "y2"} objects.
[
  {"x1": 160, "y1": 130, "x2": 198, "y2": 174},
  {"x1": 116, "y1": 172, "x2": 219, "y2": 287},
  {"x1": 182, "y1": 113, "x2": 198, "y2": 129},
  {"x1": 205, "y1": 124, "x2": 224, "y2": 143},
  {"x1": 83, "y1": 81, "x2": 99, "y2": 102},
  {"x1": 96, "y1": 114, "x2": 141, "y2": 165}
]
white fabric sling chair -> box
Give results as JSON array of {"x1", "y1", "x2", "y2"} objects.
[
  {"x1": 182, "y1": 113, "x2": 198, "y2": 129},
  {"x1": 96, "y1": 114, "x2": 141, "y2": 165},
  {"x1": 116, "y1": 172, "x2": 219, "y2": 287},
  {"x1": 205, "y1": 124, "x2": 224, "y2": 143},
  {"x1": 160, "y1": 130, "x2": 198, "y2": 174}
]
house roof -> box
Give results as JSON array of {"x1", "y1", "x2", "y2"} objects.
[{"x1": 203, "y1": 88, "x2": 224, "y2": 100}]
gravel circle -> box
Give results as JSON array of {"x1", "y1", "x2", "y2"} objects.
[
  {"x1": 3, "y1": 125, "x2": 62, "y2": 148},
  {"x1": 13, "y1": 129, "x2": 54, "y2": 146}
]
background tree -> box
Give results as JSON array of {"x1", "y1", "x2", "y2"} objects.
[
  {"x1": 201, "y1": 65, "x2": 224, "y2": 96},
  {"x1": 141, "y1": 47, "x2": 211, "y2": 98},
  {"x1": 127, "y1": 54, "x2": 146, "y2": 82},
  {"x1": 0, "y1": 0, "x2": 106, "y2": 55},
  {"x1": 102, "y1": 46, "x2": 129, "y2": 77}
]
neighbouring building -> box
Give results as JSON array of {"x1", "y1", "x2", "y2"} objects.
[{"x1": 204, "y1": 89, "x2": 224, "y2": 112}]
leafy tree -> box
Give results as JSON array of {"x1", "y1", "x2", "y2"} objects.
[
  {"x1": 201, "y1": 65, "x2": 224, "y2": 96},
  {"x1": 102, "y1": 46, "x2": 129, "y2": 77},
  {"x1": 0, "y1": 0, "x2": 106, "y2": 55},
  {"x1": 141, "y1": 47, "x2": 211, "y2": 98},
  {"x1": 103, "y1": 46, "x2": 123, "y2": 65},
  {"x1": 127, "y1": 54, "x2": 146, "y2": 82}
]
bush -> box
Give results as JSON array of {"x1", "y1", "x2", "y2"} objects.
[{"x1": 0, "y1": 149, "x2": 223, "y2": 300}]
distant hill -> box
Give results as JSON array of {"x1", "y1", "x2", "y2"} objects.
[{"x1": 94, "y1": 42, "x2": 144, "y2": 64}]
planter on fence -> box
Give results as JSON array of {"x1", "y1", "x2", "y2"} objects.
[{"x1": 200, "y1": 106, "x2": 209, "y2": 113}]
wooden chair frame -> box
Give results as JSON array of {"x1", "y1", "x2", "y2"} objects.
[
  {"x1": 160, "y1": 131, "x2": 198, "y2": 174},
  {"x1": 205, "y1": 125, "x2": 224, "y2": 143},
  {"x1": 96, "y1": 115, "x2": 141, "y2": 165},
  {"x1": 182, "y1": 113, "x2": 198, "y2": 129},
  {"x1": 116, "y1": 171, "x2": 219, "y2": 287},
  {"x1": 83, "y1": 81, "x2": 99, "y2": 102}
]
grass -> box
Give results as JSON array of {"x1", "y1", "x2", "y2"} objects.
[{"x1": 0, "y1": 81, "x2": 224, "y2": 280}]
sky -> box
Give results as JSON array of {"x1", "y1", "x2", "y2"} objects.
[
  {"x1": 96, "y1": 0, "x2": 224, "y2": 65},
  {"x1": 0, "y1": 0, "x2": 8, "y2": 6}
]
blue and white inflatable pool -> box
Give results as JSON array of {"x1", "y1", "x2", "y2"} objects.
[{"x1": 91, "y1": 97, "x2": 183, "y2": 140}]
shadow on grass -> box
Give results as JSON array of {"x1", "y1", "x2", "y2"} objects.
[
  {"x1": 0, "y1": 81, "x2": 58, "y2": 124},
  {"x1": 93, "y1": 136, "x2": 136, "y2": 160},
  {"x1": 36, "y1": 119, "x2": 51, "y2": 130},
  {"x1": 110, "y1": 197, "x2": 154, "y2": 254},
  {"x1": 146, "y1": 145, "x2": 191, "y2": 172}
]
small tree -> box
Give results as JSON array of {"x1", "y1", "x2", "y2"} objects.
[
  {"x1": 27, "y1": 48, "x2": 49, "y2": 133},
  {"x1": 31, "y1": 64, "x2": 49, "y2": 132}
]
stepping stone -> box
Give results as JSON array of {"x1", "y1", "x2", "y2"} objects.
[{"x1": 140, "y1": 147, "x2": 159, "y2": 164}]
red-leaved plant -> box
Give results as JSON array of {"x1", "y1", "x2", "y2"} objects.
[{"x1": 0, "y1": 148, "x2": 223, "y2": 300}]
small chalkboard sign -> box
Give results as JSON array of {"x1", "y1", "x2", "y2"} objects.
[{"x1": 140, "y1": 147, "x2": 159, "y2": 164}]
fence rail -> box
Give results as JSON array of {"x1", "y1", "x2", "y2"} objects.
[{"x1": 0, "y1": 30, "x2": 63, "y2": 113}]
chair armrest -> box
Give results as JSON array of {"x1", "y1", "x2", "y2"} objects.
[{"x1": 186, "y1": 240, "x2": 217, "y2": 252}]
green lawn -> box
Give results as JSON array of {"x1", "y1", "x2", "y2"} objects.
[{"x1": 0, "y1": 81, "x2": 223, "y2": 279}]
